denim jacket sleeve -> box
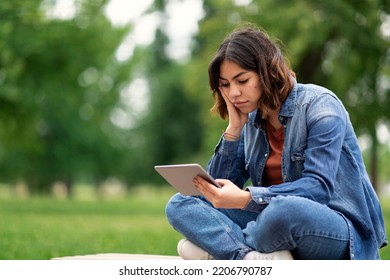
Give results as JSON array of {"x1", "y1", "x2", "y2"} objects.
[
  {"x1": 206, "y1": 134, "x2": 249, "y2": 189},
  {"x1": 207, "y1": 135, "x2": 276, "y2": 212}
]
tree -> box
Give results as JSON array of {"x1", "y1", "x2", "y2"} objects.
[
  {"x1": 127, "y1": 1, "x2": 203, "y2": 184},
  {"x1": 0, "y1": 0, "x2": 134, "y2": 194}
]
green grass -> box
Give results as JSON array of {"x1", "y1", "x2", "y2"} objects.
[
  {"x1": 0, "y1": 186, "x2": 182, "y2": 260},
  {"x1": 0, "y1": 186, "x2": 389, "y2": 260}
]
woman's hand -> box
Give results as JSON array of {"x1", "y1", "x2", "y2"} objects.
[
  {"x1": 219, "y1": 87, "x2": 248, "y2": 138},
  {"x1": 193, "y1": 176, "x2": 251, "y2": 209}
]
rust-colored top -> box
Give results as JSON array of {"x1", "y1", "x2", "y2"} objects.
[{"x1": 264, "y1": 121, "x2": 284, "y2": 186}]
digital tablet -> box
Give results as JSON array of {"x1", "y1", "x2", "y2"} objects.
[{"x1": 154, "y1": 163, "x2": 221, "y2": 196}]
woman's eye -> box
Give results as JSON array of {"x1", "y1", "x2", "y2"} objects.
[
  {"x1": 220, "y1": 83, "x2": 229, "y2": 88},
  {"x1": 238, "y1": 79, "x2": 249, "y2": 84}
]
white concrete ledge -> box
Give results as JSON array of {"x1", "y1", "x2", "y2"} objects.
[{"x1": 52, "y1": 253, "x2": 181, "y2": 260}]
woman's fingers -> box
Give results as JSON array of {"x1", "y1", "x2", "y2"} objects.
[{"x1": 193, "y1": 176, "x2": 218, "y2": 195}]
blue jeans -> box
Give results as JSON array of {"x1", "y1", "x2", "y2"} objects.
[{"x1": 166, "y1": 193, "x2": 350, "y2": 260}]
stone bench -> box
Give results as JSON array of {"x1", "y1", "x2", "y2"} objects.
[{"x1": 52, "y1": 253, "x2": 181, "y2": 260}]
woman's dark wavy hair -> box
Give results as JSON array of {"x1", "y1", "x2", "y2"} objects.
[{"x1": 208, "y1": 24, "x2": 295, "y2": 119}]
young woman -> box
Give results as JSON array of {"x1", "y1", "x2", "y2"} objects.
[{"x1": 165, "y1": 25, "x2": 387, "y2": 260}]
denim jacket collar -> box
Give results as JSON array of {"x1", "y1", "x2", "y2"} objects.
[
  {"x1": 279, "y1": 77, "x2": 297, "y2": 118},
  {"x1": 248, "y1": 77, "x2": 298, "y2": 128}
]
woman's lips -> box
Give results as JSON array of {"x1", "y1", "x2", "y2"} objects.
[{"x1": 233, "y1": 101, "x2": 248, "y2": 107}]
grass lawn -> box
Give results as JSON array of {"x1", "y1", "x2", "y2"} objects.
[
  {"x1": 0, "y1": 186, "x2": 182, "y2": 260},
  {"x1": 0, "y1": 185, "x2": 389, "y2": 260}
]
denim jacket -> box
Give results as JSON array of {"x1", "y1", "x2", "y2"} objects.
[{"x1": 207, "y1": 79, "x2": 387, "y2": 259}]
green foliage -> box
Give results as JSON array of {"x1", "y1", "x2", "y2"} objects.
[
  {"x1": 0, "y1": 0, "x2": 133, "y2": 192},
  {"x1": 127, "y1": 6, "x2": 204, "y2": 183}
]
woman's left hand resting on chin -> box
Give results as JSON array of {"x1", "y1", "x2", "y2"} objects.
[{"x1": 192, "y1": 176, "x2": 251, "y2": 209}]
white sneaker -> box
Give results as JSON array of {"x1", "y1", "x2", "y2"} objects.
[
  {"x1": 177, "y1": 239, "x2": 214, "y2": 260},
  {"x1": 243, "y1": 250, "x2": 294, "y2": 260}
]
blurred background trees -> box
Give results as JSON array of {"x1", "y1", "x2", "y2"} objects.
[
  {"x1": 0, "y1": 0, "x2": 134, "y2": 194},
  {"x1": 0, "y1": 0, "x2": 389, "y2": 196}
]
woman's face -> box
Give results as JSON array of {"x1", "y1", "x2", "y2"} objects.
[{"x1": 219, "y1": 60, "x2": 261, "y2": 114}]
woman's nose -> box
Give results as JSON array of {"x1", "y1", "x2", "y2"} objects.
[{"x1": 229, "y1": 85, "x2": 241, "y2": 97}]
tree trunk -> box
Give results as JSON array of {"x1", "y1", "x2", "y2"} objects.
[{"x1": 64, "y1": 175, "x2": 73, "y2": 198}]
